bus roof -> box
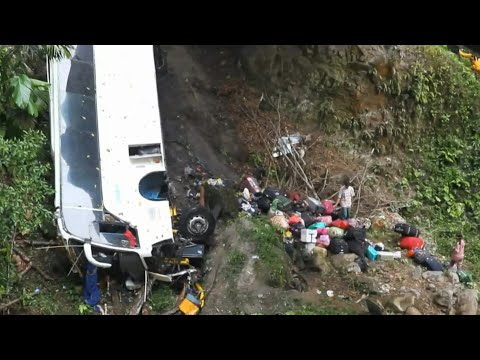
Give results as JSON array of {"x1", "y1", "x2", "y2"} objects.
[
  {"x1": 52, "y1": 45, "x2": 173, "y2": 251},
  {"x1": 94, "y1": 45, "x2": 172, "y2": 246}
]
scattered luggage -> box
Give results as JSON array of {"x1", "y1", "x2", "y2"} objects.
[
  {"x1": 399, "y1": 236, "x2": 424, "y2": 251},
  {"x1": 327, "y1": 238, "x2": 349, "y2": 254},
  {"x1": 317, "y1": 234, "x2": 330, "y2": 248},
  {"x1": 344, "y1": 227, "x2": 367, "y2": 242},
  {"x1": 305, "y1": 197, "x2": 325, "y2": 214},
  {"x1": 308, "y1": 222, "x2": 326, "y2": 230},
  {"x1": 322, "y1": 200, "x2": 335, "y2": 215},
  {"x1": 328, "y1": 227, "x2": 345, "y2": 238},
  {"x1": 240, "y1": 175, "x2": 261, "y2": 195},
  {"x1": 393, "y1": 223, "x2": 421, "y2": 237},
  {"x1": 331, "y1": 219, "x2": 350, "y2": 230},
  {"x1": 315, "y1": 216, "x2": 332, "y2": 226},
  {"x1": 263, "y1": 187, "x2": 282, "y2": 200}
]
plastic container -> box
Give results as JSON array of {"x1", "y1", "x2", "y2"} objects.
[
  {"x1": 366, "y1": 245, "x2": 378, "y2": 261},
  {"x1": 300, "y1": 229, "x2": 317, "y2": 243},
  {"x1": 377, "y1": 251, "x2": 401, "y2": 261}
]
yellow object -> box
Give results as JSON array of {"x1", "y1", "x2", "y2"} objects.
[
  {"x1": 459, "y1": 49, "x2": 474, "y2": 59},
  {"x1": 179, "y1": 283, "x2": 205, "y2": 315},
  {"x1": 179, "y1": 258, "x2": 190, "y2": 266},
  {"x1": 194, "y1": 282, "x2": 205, "y2": 308},
  {"x1": 285, "y1": 231, "x2": 292, "y2": 238},
  {"x1": 472, "y1": 58, "x2": 480, "y2": 73},
  {"x1": 170, "y1": 207, "x2": 177, "y2": 217},
  {"x1": 179, "y1": 297, "x2": 200, "y2": 315}
]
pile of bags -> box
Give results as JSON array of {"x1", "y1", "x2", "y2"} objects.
[
  {"x1": 392, "y1": 223, "x2": 444, "y2": 271},
  {"x1": 237, "y1": 176, "x2": 378, "y2": 272}
]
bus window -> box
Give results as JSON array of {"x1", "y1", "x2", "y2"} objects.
[{"x1": 139, "y1": 171, "x2": 168, "y2": 201}]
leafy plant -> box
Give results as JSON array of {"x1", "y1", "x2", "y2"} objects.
[
  {"x1": 0, "y1": 45, "x2": 72, "y2": 138},
  {"x1": 78, "y1": 303, "x2": 93, "y2": 315},
  {"x1": 149, "y1": 284, "x2": 177, "y2": 313},
  {"x1": 243, "y1": 217, "x2": 292, "y2": 288},
  {"x1": 0, "y1": 130, "x2": 53, "y2": 292},
  {"x1": 228, "y1": 249, "x2": 246, "y2": 274}
]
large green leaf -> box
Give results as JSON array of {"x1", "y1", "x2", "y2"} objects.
[
  {"x1": 9, "y1": 74, "x2": 32, "y2": 109},
  {"x1": 30, "y1": 78, "x2": 49, "y2": 88},
  {"x1": 26, "y1": 101, "x2": 39, "y2": 117}
]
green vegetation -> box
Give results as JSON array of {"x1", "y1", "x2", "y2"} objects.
[
  {"x1": 285, "y1": 302, "x2": 358, "y2": 315},
  {"x1": 396, "y1": 47, "x2": 480, "y2": 278},
  {"x1": 0, "y1": 46, "x2": 71, "y2": 300},
  {"x1": 149, "y1": 284, "x2": 177, "y2": 313},
  {"x1": 228, "y1": 249, "x2": 247, "y2": 274},
  {"x1": 240, "y1": 216, "x2": 292, "y2": 288},
  {"x1": 300, "y1": 45, "x2": 480, "y2": 280}
]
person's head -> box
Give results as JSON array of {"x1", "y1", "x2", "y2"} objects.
[
  {"x1": 456, "y1": 233, "x2": 464, "y2": 242},
  {"x1": 342, "y1": 176, "x2": 350, "y2": 187}
]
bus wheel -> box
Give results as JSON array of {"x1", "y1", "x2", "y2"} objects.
[{"x1": 179, "y1": 207, "x2": 216, "y2": 243}]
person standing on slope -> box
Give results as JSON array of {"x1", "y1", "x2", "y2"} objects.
[
  {"x1": 450, "y1": 234, "x2": 465, "y2": 271},
  {"x1": 335, "y1": 176, "x2": 355, "y2": 220}
]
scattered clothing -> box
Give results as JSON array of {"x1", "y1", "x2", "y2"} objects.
[{"x1": 83, "y1": 263, "x2": 100, "y2": 308}]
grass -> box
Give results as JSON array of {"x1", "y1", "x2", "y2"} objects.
[
  {"x1": 239, "y1": 216, "x2": 292, "y2": 288},
  {"x1": 228, "y1": 249, "x2": 246, "y2": 275},
  {"x1": 367, "y1": 227, "x2": 397, "y2": 244},
  {"x1": 17, "y1": 284, "x2": 84, "y2": 315},
  {"x1": 149, "y1": 284, "x2": 177, "y2": 313},
  {"x1": 285, "y1": 301, "x2": 358, "y2": 315}
]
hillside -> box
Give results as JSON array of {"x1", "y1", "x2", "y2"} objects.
[{"x1": 0, "y1": 45, "x2": 479, "y2": 315}]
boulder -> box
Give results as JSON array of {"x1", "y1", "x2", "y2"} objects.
[
  {"x1": 434, "y1": 288, "x2": 454, "y2": 308},
  {"x1": 456, "y1": 289, "x2": 478, "y2": 315},
  {"x1": 365, "y1": 298, "x2": 386, "y2": 315},
  {"x1": 405, "y1": 306, "x2": 422, "y2": 315},
  {"x1": 422, "y1": 271, "x2": 449, "y2": 284},
  {"x1": 354, "y1": 275, "x2": 382, "y2": 295},
  {"x1": 330, "y1": 253, "x2": 358, "y2": 272},
  {"x1": 387, "y1": 295, "x2": 415, "y2": 313},
  {"x1": 312, "y1": 248, "x2": 333, "y2": 275}
]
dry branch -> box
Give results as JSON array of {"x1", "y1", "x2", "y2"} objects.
[
  {"x1": 13, "y1": 247, "x2": 54, "y2": 281},
  {"x1": 23, "y1": 240, "x2": 57, "y2": 246},
  {"x1": 355, "y1": 163, "x2": 369, "y2": 218}
]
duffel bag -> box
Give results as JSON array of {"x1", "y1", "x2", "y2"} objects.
[
  {"x1": 399, "y1": 236, "x2": 424, "y2": 251},
  {"x1": 331, "y1": 219, "x2": 350, "y2": 230},
  {"x1": 328, "y1": 227, "x2": 345, "y2": 238},
  {"x1": 393, "y1": 223, "x2": 420, "y2": 237}
]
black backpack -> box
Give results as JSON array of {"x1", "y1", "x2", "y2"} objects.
[
  {"x1": 263, "y1": 187, "x2": 282, "y2": 200},
  {"x1": 344, "y1": 227, "x2": 367, "y2": 242},
  {"x1": 348, "y1": 239, "x2": 367, "y2": 260},
  {"x1": 331, "y1": 211, "x2": 342, "y2": 221},
  {"x1": 393, "y1": 223, "x2": 420, "y2": 237},
  {"x1": 256, "y1": 196, "x2": 271, "y2": 213},
  {"x1": 290, "y1": 223, "x2": 305, "y2": 240},
  {"x1": 301, "y1": 212, "x2": 316, "y2": 228},
  {"x1": 328, "y1": 238, "x2": 349, "y2": 255}
]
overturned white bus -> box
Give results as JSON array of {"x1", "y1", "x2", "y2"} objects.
[{"x1": 48, "y1": 45, "x2": 212, "y2": 284}]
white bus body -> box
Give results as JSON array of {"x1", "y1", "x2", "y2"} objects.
[{"x1": 49, "y1": 45, "x2": 174, "y2": 272}]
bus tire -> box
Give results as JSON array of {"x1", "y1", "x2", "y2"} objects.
[{"x1": 179, "y1": 207, "x2": 216, "y2": 242}]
